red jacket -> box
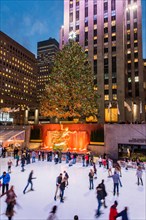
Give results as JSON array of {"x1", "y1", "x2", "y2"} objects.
[{"x1": 109, "y1": 205, "x2": 118, "y2": 220}]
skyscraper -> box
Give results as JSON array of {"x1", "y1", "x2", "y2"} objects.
[
  {"x1": 0, "y1": 31, "x2": 37, "y2": 123},
  {"x1": 60, "y1": 0, "x2": 145, "y2": 123},
  {"x1": 37, "y1": 38, "x2": 59, "y2": 102}
]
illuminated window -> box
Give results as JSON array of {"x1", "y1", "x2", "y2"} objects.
[
  {"x1": 105, "y1": 108, "x2": 118, "y2": 122},
  {"x1": 112, "y1": 94, "x2": 117, "y2": 100},
  {"x1": 135, "y1": 76, "x2": 139, "y2": 82},
  {"x1": 104, "y1": 95, "x2": 109, "y2": 100}
]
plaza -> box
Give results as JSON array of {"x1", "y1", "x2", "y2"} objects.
[{"x1": 0, "y1": 156, "x2": 145, "y2": 220}]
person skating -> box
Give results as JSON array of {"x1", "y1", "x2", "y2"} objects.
[
  {"x1": 112, "y1": 171, "x2": 122, "y2": 196},
  {"x1": 0, "y1": 171, "x2": 11, "y2": 195},
  {"x1": 93, "y1": 162, "x2": 97, "y2": 176},
  {"x1": 47, "y1": 205, "x2": 58, "y2": 220},
  {"x1": 95, "y1": 183, "x2": 104, "y2": 217},
  {"x1": 63, "y1": 171, "x2": 69, "y2": 186},
  {"x1": 136, "y1": 166, "x2": 143, "y2": 185},
  {"x1": 23, "y1": 170, "x2": 36, "y2": 194},
  {"x1": 15, "y1": 154, "x2": 19, "y2": 167},
  {"x1": 60, "y1": 177, "x2": 67, "y2": 203},
  {"x1": 109, "y1": 200, "x2": 118, "y2": 220},
  {"x1": 108, "y1": 159, "x2": 113, "y2": 177},
  {"x1": 7, "y1": 159, "x2": 13, "y2": 173},
  {"x1": 54, "y1": 173, "x2": 62, "y2": 201},
  {"x1": 99, "y1": 179, "x2": 107, "y2": 208},
  {"x1": 116, "y1": 207, "x2": 129, "y2": 220},
  {"x1": 1, "y1": 185, "x2": 17, "y2": 220},
  {"x1": 21, "y1": 154, "x2": 25, "y2": 172},
  {"x1": 89, "y1": 169, "x2": 94, "y2": 190}
]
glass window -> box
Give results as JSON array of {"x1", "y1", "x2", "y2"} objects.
[
  {"x1": 104, "y1": 2, "x2": 108, "y2": 13},
  {"x1": 85, "y1": 7, "x2": 88, "y2": 17},
  {"x1": 104, "y1": 27, "x2": 108, "y2": 33},
  {"x1": 94, "y1": 4, "x2": 97, "y2": 15},
  {"x1": 104, "y1": 17, "x2": 108, "y2": 23},
  {"x1": 76, "y1": 11, "x2": 79, "y2": 20},
  {"x1": 133, "y1": 10, "x2": 137, "y2": 19},
  {"x1": 104, "y1": 47, "x2": 108, "y2": 53},
  {"x1": 134, "y1": 32, "x2": 138, "y2": 40},
  {"x1": 127, "y1": 11, "x2": 130, "y2": 20},
  {"x1": 70, "y1": 13, "x2": 73, "y2": 22},
  {"x1": 111, "y1": 0, "x2": 116, "y2": 11},
  {"x1": 134, "y1": 22, "x2": 137, "y2": 28},
  {"x1": 112, "y1": 56, "x2": 116, "y2": 73},
  {"x1": 127, "y1": 34, "x2": 130, "y2": 41},
  {"x1": 112, "y1": 35, "x2": 116, "y2": 41},
  {"x1": 112, "y1": 46, "x2": 116, "y2": 52},
  {"x1": 111, "y1": 26, "x2": 116, "y2": 33},
  {"x1": 111, "y1": 15, "x2": 116, "y2": 21},
  {"x1": 127, "y1": 23, "x2": 130, "y2": 30},
  {"x1": 94, "y1": 29, "x2": 97, "y2": 36},
  {"x1": 85, "y1": 21, "x2": 88, "y2": 27},
  {"x1": 104, "y1": 37, "x2": 108, "y2": 43}
]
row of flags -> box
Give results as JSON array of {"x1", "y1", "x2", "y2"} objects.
[
  {"x1": 0, "y1": 107, "x2": 20, "y2": 113},
  {"x1": 108, "y1": 101, "x2": 143, "y2": 115}
]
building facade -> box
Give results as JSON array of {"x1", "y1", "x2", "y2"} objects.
[
  {"x1": 60, "y1": 0, "x2": 145, "y2": 123},
  {"x1": 37, "y1": 38, "x2": 59, "y2": 102},
  {"x1": 0, "y1": 31, "x2": 37, "y2": 124}
]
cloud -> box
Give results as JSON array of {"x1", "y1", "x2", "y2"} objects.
[{"x1": 29, "y1": 20, "x2": 48, "y2": 36}]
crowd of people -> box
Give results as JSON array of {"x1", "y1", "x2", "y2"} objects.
[{"x1": 0, "y1": 147, "x2": 145, "y2": 220}]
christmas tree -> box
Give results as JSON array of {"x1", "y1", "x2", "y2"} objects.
[{"x1": 40, "y1": 40, "x2": 99, "y2": 120}]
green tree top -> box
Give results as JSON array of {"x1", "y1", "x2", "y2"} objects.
[{"x1": 40, "y1": 41, "x2": 99, "y2": 120}]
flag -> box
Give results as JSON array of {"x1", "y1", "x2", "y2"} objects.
[
  {"x1": 124, "y1": 101, "x2": 132, "y2": 112},
  {"x1": 108, "y1": 102, "x2": 112, "y2": 113},
  {"x1": 140, "y1": 101, "x2": 142, "y2": 114},
  {"x1": 117, "y1": 103, "x2": 120, "y2": 115}
]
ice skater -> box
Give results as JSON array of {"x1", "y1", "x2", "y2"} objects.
[
  {"x1": 7, "y1": 160, "x2": 13, "y2": 173},
  {"x1": 60, "y1": 177, "x2": 67, "y2": 203},
  {"x1": 117, "y1": 207, "x2": 129, "y2": 220},
  {"x1": 23, "y1": 170, "x2": 36, "y2": 194},
  {"x1": 95, "y1": 183, "x2": 104, "y2": 217},
  {"x1": 136, "y1": 166, "x2": 143, "y2": 186},
  {"x1": 1, "y1": 185, "x2": 17, "y2": 220},
  {"x1": 109, "y1": 200, "x2": 118, "y2": 220},
  {"x1": 63, "y1": 171, "x2": 69, "y2": 186},
  {"x1": 47, "y1": 205, "x2": 58, "y2": 220},
  {"x1": 99, "y1": 180, "x2": 107, "y2": 208},
  {"x1": 89, "y1": 169, "x2": 94, "y2": 190},
  {"x1": 112, "y1": 171, "x2": 122, "y2": 196},
  {"x1": 54, "y1": 173, "x2": 62, "y2": 201},
  {"x1": 0, "y1": 171, "x2": 11, "y2": 195}
]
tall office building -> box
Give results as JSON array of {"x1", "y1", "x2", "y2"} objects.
[
  {"x1": 60, "y1": 0, "x2": 145, "y2": 123},
  {"x1": 0, "y1": 31, "x2": 37, "y2": 123},
  {"x1": 37, "y1": 38, "x2": 59, "y2": 102}
]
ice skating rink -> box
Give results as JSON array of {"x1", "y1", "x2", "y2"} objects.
[{"x1": 0, "y1": 157, "x2": 145, "y2": 220}]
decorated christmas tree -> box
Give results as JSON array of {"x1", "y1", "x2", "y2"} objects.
[{"x1": 40, "y1": 40, "x2": 99, "y2": 121}]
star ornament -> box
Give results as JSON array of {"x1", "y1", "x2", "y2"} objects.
[{"x1": 69, "y1": 31, "x2": 76, "y2": 40}]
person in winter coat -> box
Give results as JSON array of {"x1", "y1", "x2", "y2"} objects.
[
  {"x1": 21, "y1": 154, "x2": 25, "y2": 172},
  {"x1": 64, "y1": 171, "x2": 69, "y2": 186},
  {"x1": 116, "y1": 207, "x2": 129, "y2": 220},
  {"x1": 60, "y1": 177, "x2": 67, "y2": 203},
  {"x1": 23, "y1": 170, "x2": 36, "y2": 194},
  {"x1": 54, "y1": 173, "x2": 62, "y2": 201},
  {"x1": 1, "y1": 185, "x2": 17, "y2": 220},
  {"x1": 47, "y1": 205, "x2": 58, "y2": 220},
  {"x1": 136, "y1": 166, "x2": 143, "y2": 185},
  {"x1": 95, "y1": 183, "x2": 104, "y2": 217},
  {"x1": 109, "y1": 200, "x2": 118, "y2": 220},
  {"x1": 0, "y1": 171, "x2": 11, "y2": 194},
  {"x1": 99, "y1": 179, "x2": 107, "y2": 208}
]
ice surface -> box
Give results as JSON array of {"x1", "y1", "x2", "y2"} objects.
[{"x1": 0, "y1": 157, "x2": 145, "y2": 220}]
